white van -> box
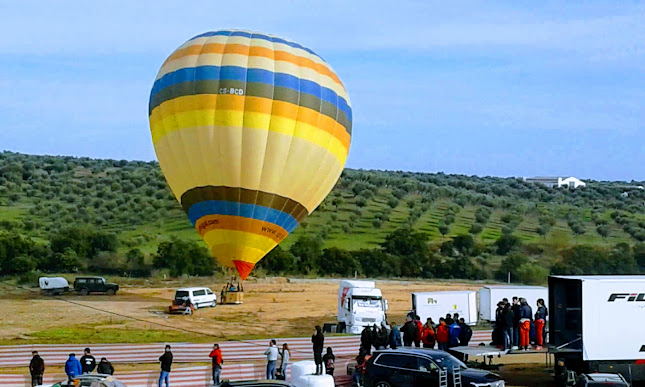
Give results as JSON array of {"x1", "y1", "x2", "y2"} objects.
[{"x1": 174, "y1": 287, "x2": 217, "y2": 309}]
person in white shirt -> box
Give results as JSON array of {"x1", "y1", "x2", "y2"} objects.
[
  {"x1": 279, "y1": 343, "x2": 291, "y2": 379},
  {"x1": 264, "y1": 340, "x2": 279, "y2": 379}
]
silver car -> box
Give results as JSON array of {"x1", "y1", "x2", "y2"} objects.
[{"x1": 46, "y1": 374, "x2": 127, "y2": 387}]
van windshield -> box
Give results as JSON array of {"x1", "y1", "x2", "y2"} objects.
[
  {"x1": 353, "y1": 296, "x2": 382, "y2": 308},
  {"x1": 175, "y1": 291, "x2": 189, "y2": 299}
]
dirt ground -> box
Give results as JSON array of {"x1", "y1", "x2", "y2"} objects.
[{"x1": 0, "y1": 278, "x2": 484, "y2": 343}]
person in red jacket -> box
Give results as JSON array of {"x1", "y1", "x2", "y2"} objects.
[
  {"x1": 436, "y1": 318, "x2": 450, "y2": 351},
  {"x1": 209, "y1": 343, "x2": 223, "y2": 386},
  {"x1": 421, "y1": 320, "x2": 436, "y2": 349},
  {"x1": 414, "y1": 315, "x2": 423, "y2": 348}
]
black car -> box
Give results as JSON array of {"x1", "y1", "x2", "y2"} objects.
[
  {"x1": 74, "y1": 276, "x2": 119, "y2": 295},
  {"x1": 364, "y1": 348, "x2": 505, "y2": 387},
  {"x1": 220, "y1": 381, "x2": 295, "y2": 387}
]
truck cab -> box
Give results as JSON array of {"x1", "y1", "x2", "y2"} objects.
[{"x1": 338, "y1": 280, "x2": 389, "y2": 334}]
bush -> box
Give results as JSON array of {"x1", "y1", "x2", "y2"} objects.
[
  {"x1": 17, "y1": 270, "x2": 42, "y2": 286},
  {"x1": 516, "y1": 263, "x2": 549, "y2": 285}
]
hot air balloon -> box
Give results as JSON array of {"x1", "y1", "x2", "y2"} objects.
[{"x1": 148, "y1": 30, "x2": 352, "y2": 280}]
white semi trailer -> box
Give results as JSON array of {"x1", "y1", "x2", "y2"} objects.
[
  {"x1": 549, "y1": 275, "x2": 645, "y2": 382},
  {"x1": 337, "y1": 280, "x2": 389, "y2": 334},
  {"x1": 411, "y1": 291, "x2": 478, "y2": 325},
  {"x1": 479, "y1": 285, "x2": 548, "y2": 321}
]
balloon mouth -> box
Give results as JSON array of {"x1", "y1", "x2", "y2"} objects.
[{"x1": 232, "y1": 260, "x2": 255, "y2": 280}]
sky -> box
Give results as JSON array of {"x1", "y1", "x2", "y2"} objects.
[{"x1": 0, "y1": 1, "x2": 643, "y2": 181}]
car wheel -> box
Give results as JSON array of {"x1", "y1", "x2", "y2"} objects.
[
  {"x1": 79, "y1": 288, "x2": 89, "y2": 296},
  {"x1": 375, "y1": 381, "x2": 392, "y2": 387},
  {"x1": 193, "y1": 304, "x2": 199, "y2": 310},
  {"x1": 211, "y1": 301, "x2": 216, "y2": 308},
  {"x1": 106, "y1": 289, "x2": 115, "y2": 296}
]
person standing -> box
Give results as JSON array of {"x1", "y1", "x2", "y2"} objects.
[
  {"x1": 534, "y1": 299, "x2": 548, "y2": 349},
  {"x1": 80, "y1": 348, "x2": 96, "y2": 374},
  {"x1": 519, "y1": 298, "x2": 533, "y2": 351},
  {"x1": 209, "y1": 344, "x2": 223, "y2": 386},
  {"x1": 511, "y1": 297, "x2": 521, "y2": 349},
  {"x1": 312, "y1": 326, "x2": 325, "y2": 375},
  {"x1": 421, "y1": 320, "x2": 435, "y2": 349},
  {"x1": 502, "y1": 303, "x2": 515, "y2": 350},
  {"x1": 436, "y1": 318, "x2": 450, "y2": 351},
  {"x1": 264, "y1": 340, "x2": 279, "y2": 379},
  {"x1": 322, "y1": 347, "x2": 335, "y2": 376},
  {"x1": 402, "y1": 315, "x2": 416, "y2": 347},
  {"x1": 65, "y1": 353, "x2": 82, "y2": 384},
  {"x1": 29, "y1": 351, "x2": 45, "y2": 386},
  {"x1": 389, "y1": 323, "x2": 402, "y2": 349},
  {"x1": 458, "y1": 318, "x2": 473, "y2": 347},
  {"x1": 279, "y1": 343, "x2": 291, "y2": 380},
  {"x1": 445, "y1": 313, "x2": 454, "y2": 326},
  {"x1": 413, "y1": 315, "x2": 423, "y2": 348},
  {"x1": 448, "y1": 318, "x2": 462, "y2": 348},
  {"x1": 360, "y1": 326, "x2": 372, "y2": 354},
  {"x1": 158, "y1": 345, "x2": 173, "y2": 387},
  {"x1": 96, "y1": 358, "x2": 114, "y2": 375}
]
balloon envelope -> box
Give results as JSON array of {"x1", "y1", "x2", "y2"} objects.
[{"x1": 149, "y1": 30, "x2": 352, "y2": 279}]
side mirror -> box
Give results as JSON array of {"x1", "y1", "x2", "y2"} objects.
[
  {"x1": 344, "y1": 298, "x2": 350, "y2": 309},
  {"x1": 384, "y1": 300, "x2": 389, "y2": 311}
]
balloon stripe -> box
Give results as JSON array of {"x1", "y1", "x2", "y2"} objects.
[
  {"x1": 203, "y1": 230, "x2": 278, "y2": 259},
  {"x1": 162, "y1": 43, "x2": 342, "y2": 87},
  {"x1": 194, "y1": 214, "x2": 289, "y2": 243},
  {"x1": 150, "y1": 110, "x2": 349, "y2": 165},
  {"x1": 189, "y1": 30, "x2": 322, "y2": 60},
  {"x1": 149, "y1": 66, "x2": 352, "y2": 124},
  {"x1": 182, "y1": 187, "x2": 305, "y2": 222},
  {"x1": 149, "y1": 79, "x2": 351, "y2": 135},
  {"x1": 150, "y1": 94, "x2": 350, "y2": 149}
]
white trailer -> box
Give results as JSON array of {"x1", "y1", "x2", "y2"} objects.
[
  {"x1": 337, "y1": 280, "x2": 389, "y2": 334},
  {"x1": 549, "y1": 275, "x2": 645, "y2": 382},
  {"x1": 479, "y1": 285, "x2": 548, "y2": 321},
  {"x1": 39, "y1": 277, "x2": 69, "y2": 296},
  {"x1": 411, "y1": 291, "x2": 478, "y2": 325}
]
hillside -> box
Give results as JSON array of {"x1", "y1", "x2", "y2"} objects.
[{"x1": 0, "y1": 151, "x2": 643, "y2": 281}]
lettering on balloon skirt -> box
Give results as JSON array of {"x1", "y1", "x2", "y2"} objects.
[
  {"x1": 218, "y1": 87, "x2": 244, "y2": 95},
  {"x1": 198, "y1": 219, "x2": 219, "y2": 233}
]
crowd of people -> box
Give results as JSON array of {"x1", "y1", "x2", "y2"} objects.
[
  {"x1": 492, "y1": 296, "x2": 548, "y2": 351},
  {"x1": 29, "y1": 347, "x2": 115, "y2": 386}
]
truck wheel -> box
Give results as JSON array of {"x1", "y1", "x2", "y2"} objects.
[
  {"x1": 375, "y1": 381, "x2": 391, "y2": 387},
  {"x1": 79, "y1": 288, "x2": 89, "y2": 296},
  {"x1": 106, "y1": 289, "x2": 115, "y2": 296},
  {"x1": 338, "y1": 322, "x2": 346, "y2": 333}
]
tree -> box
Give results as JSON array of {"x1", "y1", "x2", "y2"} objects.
[
  {"x1": 469, "y1": 223, "x2": 483, "y2": 235},
  {"x1": 495, "y1": 234, "x2": 521, "y2": 255},
  {"x1": 496, "y1": 253, "x2": 529, "y2": 282},
  {"x1": 354, "y1": 249, "x2": 399, "y2": 278},
  {"x1": 381, "y1": 228, "x2": 429, "y2": 257},
  {"x1": 258, "y1": 245, "x2": 296, "y2": 274},
  {"x1": 516, "y1": 263, "x2": 549, "y2": 285},
  {"x1": 319, "y1": 247, "x2": 360, "y2": 276},
  {"x1": 289, "y1": 236, "x2": 323, "y2": 274},
  {"x1": 437, "y1": 222, "x2": 449, "y2": 238},
  {"x1": 596, "y1": 225, "x2": 610, "y2": 239},
  {"x1": 387, "y1": 197, "x2": 399, "y2": 208},
  {"x1": 153, "y1": 238, "x2": 215, "y2": 276}
]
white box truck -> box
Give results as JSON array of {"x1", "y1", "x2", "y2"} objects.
[
  {"x1": 479, "y1": 285, "x2": 548, "y2": 321},
  {"x1": 549, "y1": 275, "x2": 645, "y2": 382},
  {"x1": 411, "y1": 291, "x2": 478, "y2": 325},
  {"x1": 337, "y1": 280, "x2": 389, "y2": 334}
]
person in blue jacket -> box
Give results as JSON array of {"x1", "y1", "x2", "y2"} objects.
[
  {"x1": 388, "y1": 323, "x2": 403, "y2": 349},
  {"x1": 448, "y1": 320, "x2": 462, "y2": 348},
  {"x1": 65, "y1": 353, "x2": 82, "y2": 383}
]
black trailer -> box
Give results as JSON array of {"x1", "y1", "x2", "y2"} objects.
[{"x1": 548, "y1": 275, "x2": 645, "y2": 383}]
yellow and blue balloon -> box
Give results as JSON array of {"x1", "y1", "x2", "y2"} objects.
[{"x1": 149, "y1": 30, "x2": 352, "y2": 279}]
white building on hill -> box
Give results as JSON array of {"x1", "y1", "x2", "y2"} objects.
[{"x1": 524, "y1": 176, "x2": 586, "y2": 189}]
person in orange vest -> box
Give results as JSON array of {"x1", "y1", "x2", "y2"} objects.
[
  {"x1": 436, "y1": 318, "x2": 450, "y2": 351},
  {"x1": 208, "y1": 343, "x2": 223, "y2": 386},
  {"x1": 413, "y1": 314, "x2": 423, "y2": 348},
  {"x1": 421, "y1": 319, "x2": 436, "y2": 349}
]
